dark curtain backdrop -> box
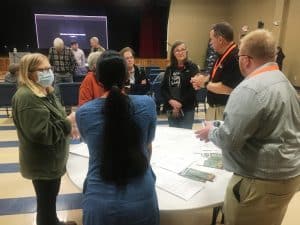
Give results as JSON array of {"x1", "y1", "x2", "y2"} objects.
[
  {"x1": 0, "y1": 0, "x2": 170, "y2": 58},
  {"x1": 139, "y1": 8, "x2": 163, "y2": 58}
]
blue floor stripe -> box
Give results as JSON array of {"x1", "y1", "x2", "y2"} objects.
[
  {"x1": 0, "y1": 141, "x2": 18, "y2": 148},
  {"x1": 0, "y1": 140, "x2": 81, "y2": 148},
  {"x1": 0, "y1": 126, "x2": 15, "y2": 130},
  {"x1": 0, "y1": 115, "x2": 9, "y2": 118},
  {"x1": 0, "y1": 163, "x2": 19, "y2": 173},
  {"x1": 0, "y1": 193, "x2": 82, "y2": 215}
]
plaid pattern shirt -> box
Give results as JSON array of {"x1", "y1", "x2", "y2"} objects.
[{"x1": 48, "y1": 47, "x2": 77, "y2": 73}]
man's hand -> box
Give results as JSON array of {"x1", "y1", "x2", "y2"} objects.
[
  {"x1": 191, "y1": 74, "x2": 210, "y2": 90},
  {"x1": 195, "y1": 121, "x2": 213, "y2": 142},
  {"x1": 141, "y1": 79, "x2": 147, "y2": 85}
]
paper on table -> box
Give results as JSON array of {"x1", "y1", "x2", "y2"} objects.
[
  {"x1": 151, "y1": 153, "x2": 196, "y2": 173},
  {"x1": 152, "y1": 166, "x2": 204, "y2": 201},
  {"x1": 69, "y1": 143, "x2": 89, "y2": 157}
]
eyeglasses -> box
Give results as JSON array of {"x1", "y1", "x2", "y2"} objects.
[
  {"x1": 236, "y1": 54, "x2": 253, "y2": 60},
  {"x1": 33, "y1": 68, "x2": 52, "y2": 73},
  {"x1": 174, "y1": 48, "x2": 187, "y2": 54}
]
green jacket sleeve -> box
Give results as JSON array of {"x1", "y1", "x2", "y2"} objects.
[
  {"x1": 17, "y1": 106, "x2": 71, "y2": 146},
  {"x1": 13, "y1": 88, "x2": 72, "y2": 146}
]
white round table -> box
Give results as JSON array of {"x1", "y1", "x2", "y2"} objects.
[{"x1": 67, "y1": 126, "x2": 232, "y2": 224}]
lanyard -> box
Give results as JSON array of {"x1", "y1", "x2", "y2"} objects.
[
  {"x1": 211, "y1": 43, "x2": 237, "y2": 79},
  {"x1": 249, "y1": 64, "x2": 279, "y2": 77}
]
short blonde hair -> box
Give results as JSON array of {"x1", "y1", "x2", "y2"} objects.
[
  {"x1": 239, "y1": 29, "x2": 276, "y2": 61},
  {"x1": 53, "y1": 37, "x2": 64, "y2": 49},
  {"x1": 18, "y1": 53, "x2": 52, "y2": 97},
  {"x1": 87, "y1": 51, "x2": 102, "y2": 71}
]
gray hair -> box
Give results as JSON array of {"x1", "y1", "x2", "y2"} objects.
[
  {"x1": 90, "y1": 37, "x2": 99, "y2": 43},
  {"x1": 87, "y1": 51, "x2": 102, "y2": 71},
  {"x1": 53, "y1": 38, "x2": 64, "y2": 49}
]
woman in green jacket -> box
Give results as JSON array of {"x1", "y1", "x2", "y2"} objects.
[{"x1": 12, "y1": 53, "x2": 78, "y2": 225}]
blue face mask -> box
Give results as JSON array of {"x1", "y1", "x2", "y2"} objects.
[{"x1": 37, "y1": 69, "x2": 54, "y2": 87}]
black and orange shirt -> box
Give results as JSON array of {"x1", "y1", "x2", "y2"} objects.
[{"x1": 207, "y1": 43, "x2": 243, "y2": 106}]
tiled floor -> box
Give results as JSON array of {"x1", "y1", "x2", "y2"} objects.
[{"x1": 0, "y1": 106, "x2": 299, "y2": 225}]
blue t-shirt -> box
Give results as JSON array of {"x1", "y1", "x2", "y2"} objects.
[{"x1": 76, "y1": 95, "x2": 157, "y2": 201}]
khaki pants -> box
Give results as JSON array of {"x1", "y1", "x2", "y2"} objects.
[
  {"x1": 205, "y1": 106, "x2": 225, "y2": 121},
  {"x1": 224, "y1": 174, "x2": 300, "y2": 225}
]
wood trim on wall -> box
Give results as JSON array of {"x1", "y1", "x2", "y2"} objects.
[{"x1": 0, "y1": 57, "x2": 169, "y2": 75}]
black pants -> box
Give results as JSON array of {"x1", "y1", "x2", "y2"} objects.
[{"x1": 32, "y1": 178, "x2": 61, "y2": 225}]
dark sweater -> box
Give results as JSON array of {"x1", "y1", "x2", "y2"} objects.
[
  {"x1": 161, "y1": 61, "x2": 199, "y2": 111},
  {"x1": 12, "y1": 86, "x2": 71, "y2": 180}
]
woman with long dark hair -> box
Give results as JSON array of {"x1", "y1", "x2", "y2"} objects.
[
  {"x1": 161, "y1": 41, "x2": 199, "y2": 129},
  {"x1": 76, "y1": 50, "x2": 159, "y2": 225}
]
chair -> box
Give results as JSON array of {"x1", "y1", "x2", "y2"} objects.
[
  {"x1": 58, "y1": 82, "x2": 81, "y2": 107},
  {"x1": 150, "y1": 68, "x2": 165, "y2": 74},
  {"x1": 0, "y1": 83, "x2": 17, "y2": 117},
  {"x1": 195, "y1": 88, "x2": 207, "y2": 114},
  {"x1": 148, "y1": 73, "x2": 159, "y2": 83},
  {"x1": 145, "y1": 66, "x2": 160, "y2": 76}
]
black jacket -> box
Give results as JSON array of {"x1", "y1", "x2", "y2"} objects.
[
  {"x1": 161, "y1": 61, "x2": 199, "y2": 111},
  {"x1": 127, "y1": 65, "x2": 150, "y2": 95}
]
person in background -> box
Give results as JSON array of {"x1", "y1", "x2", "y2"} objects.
[
  {"x1": 76, "y1": 50, "x2": 159, "y2": 225},
  {"x1": 160, "y1": 40, "x2": 199, "y2": 129},
  {"x1": 12, "y1": 53, "x2": 79, "y2": 225},
  {"x1": 4, "y1": 63, "x2": 19, "y2": 83},
  {"x1": 78, "y1": 51, "x2": 104, "y2": 106},
  {"x1": 196, "y1": 29, "x2": 300, "y2": 225},
  {"x1": 70, "y1": 40, "x2": 87, "y2": 76},
  {"x1": 191, "y1": 22, "x2": 243, "y2": 121},
  {"x1": 276, "y1": 46, "x2": 285, "y2": 71},
  {"x1": 120, "y1": 47, "x2": 149, "y2": 95},
  {"x1": 90, "y1": 37, "x2": 105, "y2": 53},
  {"x1": 48, "y1": 37, "x2": 77, "y2": 114}
]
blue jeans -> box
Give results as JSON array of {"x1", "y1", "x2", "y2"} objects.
[{"x1": 168, "y1": 109, "x2": 195, "y2": 129}]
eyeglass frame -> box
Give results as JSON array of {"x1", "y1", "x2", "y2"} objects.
[{"x1": 236, "y1": 54, "x2": 253, "y2": 60}]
